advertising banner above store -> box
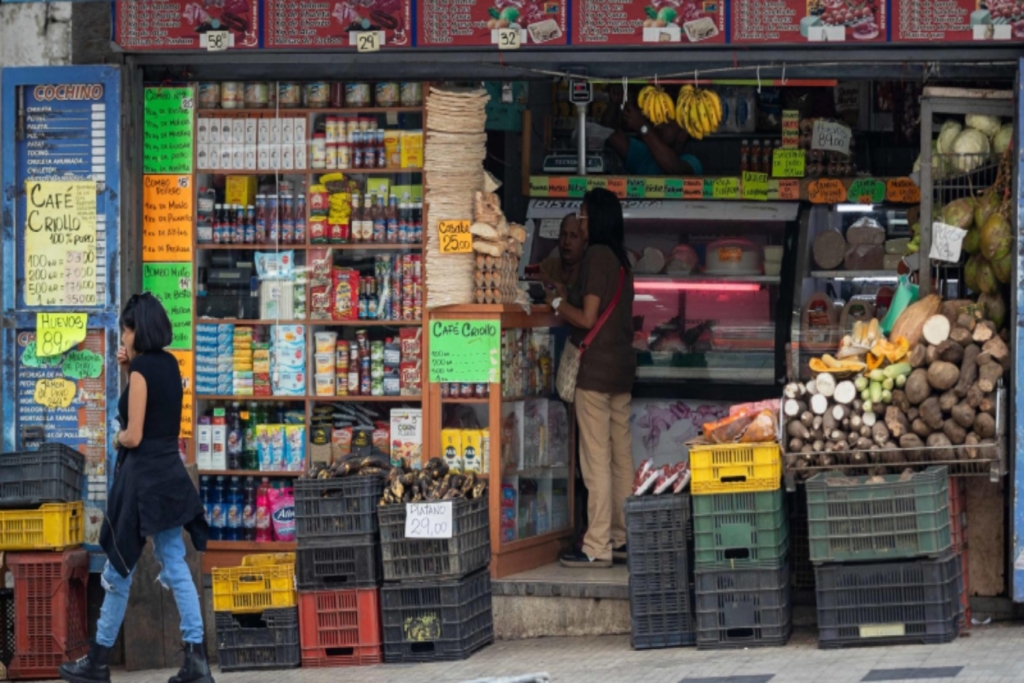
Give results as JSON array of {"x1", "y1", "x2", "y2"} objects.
[
  {"x1": 417, "y1": 0, "x2": 567, "y2": 46},
  {"x1": 731, "y1": 0, "x2": 886, "y2": 44},
  {"x1": 571, "y1": 0, "x2": 725, "y2": 46},
  {"x1": 265, "y1": 0, "x2": 413, "y2": 48},
  {"x1": 892, "y1": 0, "x2": 1024, "y2": 42},
  {"x1": 115, "y1": 0, "x2": 259, "y2": 51}
]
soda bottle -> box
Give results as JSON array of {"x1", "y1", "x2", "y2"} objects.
[
  {"x1": 227, "y1": 403, "x2": 243, "y2": 470},
  {"x1": 295, "y1": 194, "x2": 307, "y2": 244},
  {"x1": 386, "y1": 195, "x2": 399, "y2": 243},
  {"x1": 233, "y1": 204, "x2": 245, "y2": 244},
  {"x1": 413, "y1": 202, "x2": 423, "y2": 243},
  {"x1": 242, "y1": 477, "x2": 257, "y2": 542},
  {"x1": 244, "y1": 204, "x2": 256, "y2": 244},
  {"x1": 373, "y1": 194, "x2": 386, "y2": 242},
  {"x1": 210, "y1": 476, "x2": 226, "y2": 541},
  {"x1": 281, "y1": 194, "x2": 295, "y2": 244},
  {"x1": 242, "y1": 403, "x2": 259, "y2": 470},
  {"x1": 255, "y1": 195, "x2": 268, "y2": 243},
  {"x1": 398, "y1": 198, "x2": 410, "y2": 244},
  {"x1": 226, "y1": 476, "x2": 243, "y2": 541},
  {"x1": 199, "y1": 475, "x2": 212, "y2": 526},
  {"x1": 255, "y1": 477, "x2": 272, "y2": 542},
  {"x1": 212, "y1": 203, "x2": 224, "y2": 244},
  {"x1": 268, "y1": 194, "x2": 280, "y2": 244}
]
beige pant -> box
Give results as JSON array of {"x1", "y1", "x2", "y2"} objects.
[{"x1": 575, "y1": 388, "x2": 634, "y2": 561}]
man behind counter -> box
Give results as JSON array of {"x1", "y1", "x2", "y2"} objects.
[
  {"x1": 602, "y1": 86, "x2": 703, "y2": 176},
  {"x1": 537, "y1": 212, "x2": 588, "y2": 293}
]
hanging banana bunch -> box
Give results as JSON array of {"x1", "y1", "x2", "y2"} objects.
[
  {"x1": 675, "y1": 85, "x2": 722, "y2": 140},
  {"x1": 638, "y1": 85, "x2": 676, "y2": 126}
]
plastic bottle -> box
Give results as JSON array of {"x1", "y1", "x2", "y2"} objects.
[
  {"x1": 254, "y1": 195, "x2": 268, "y2": 244},
  {"x1": 242, "y1": 402, "x2": 259, "y2": 470},
  {"x1": 227, "y1": 403, "x2": 243, "y2": 470},
  {"x1": 386, "y1": 195, "x2": 399, "y2": 243},
  {"x1": 199, "y1": 475, "x2": 212, "y2": 527},
  {"x1": 242, "y1": 477, "x2": 257, "y2": 542},
  {"x1": 210, "y1": 476, "x2": 226, "y2": 541},
  {"x1": 226, "y1": 476, "x2": 243, "y2": 541},
  {"x1": 294, "y1": 194, "x2": 307, "y2": 244},
  {"x1": 413, "y1": 202, "x2": 423, "y2": 243},
  {"x1": 255, "y1": 477, "x2": 272, "y2": 542}
]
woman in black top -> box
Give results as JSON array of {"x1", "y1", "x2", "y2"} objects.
[{"x1": 61, "y1": 294, "x2": 212, "y2": 683}]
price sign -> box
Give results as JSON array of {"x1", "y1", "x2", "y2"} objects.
[
  {"x1": 781, "y1": 110, "x2": 800, "y2": 148},
  {"x1": 711, "y1": 177, "x2": 740, "y2": 200},
  {"x1": 930, "y1": 221, "x2": 968, "y2": 263},
  {"x1": 567, "y1": 177, "x2": 587, "y2": 197},
  {"x1": 355, "y1": 31, "x2": 381, "y2": 52},
  {"x1": 626, "y1": 178, "x2": 646, "y2": 199},
  {"x1": 547, "y1": 176, "x2": 568, "y2": 197},
  {"x1": 36, "y1": 313, "x2": 88, "y2": 357},
  {"x1": 405, "y1": 501, "x2": 453, "y2": 538},
  {"x1": 497, "y1": 27, "x2": 521, "y2": 49},
  {"x1": 644, "y1": 178, "x2": 666, "y2": 198},
  {"x1": 807, "y1": 178, "x2": 848, "y2": 204},
  {"x1": 848, "y1": 178, "x2": 886, "y2": 204},
  {"x1": 886, "y1": 178, "x2": 921, "y2": 204},
  {"x1": 683, "y1": 178, "x2": 703, "y2": 199},
  {"x1": 811, "y1": 120, "x2": 852, "y2": 156},
  {"x1": 33, "y1": 378, "x2": 78, "y2": 409},
  {"x1": 777, "y1": 179, "x2": 800, "y2": 201},
  {"x1": 204, "y1": 30, "x2": 230, "y2": 51},
  {"x1": 664, "y1": 178, "x2": 683, "y2": 199},
  {"x1": 438, "y1": 220, "x2": 472, "y2": 254},
  {"x1": 741, "y1": 172, "x2": 769, "y2": 201},
  {"x1": 772, "y1": 149, "x2": 806, "y2": 178},
  {"x1": 605, "y1": 177, "x2": 626, "y2": 198}
]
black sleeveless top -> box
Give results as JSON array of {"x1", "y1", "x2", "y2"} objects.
[{"x1": 117, "y1": 351, "x2": 182, "y2": 440}]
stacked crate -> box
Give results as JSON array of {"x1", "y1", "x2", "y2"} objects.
[
  {"x1": 808, "y1": 466, "x2": 959, "y2": 649},
  {"x1": 949, "y1": 477, "x2": 970, "y2": 630},
  {"x1": 212, "y1": 553, "x2": 299, "y2": 671},
  {"x1": 377, "y1": 495, "x2": 493, "y2": 663},
  {"x1": 293, "y1": 474, "x2": 388, "y2": 667},
  {"x1": 624, "y1": 494, "x2": 694, "y2": 649},
  {"x1": 0, "y1": 443, "x2": 87, "y2": 680},
  {"x1": 689, "y1": 441, "x2": 791, "y2": 650}
]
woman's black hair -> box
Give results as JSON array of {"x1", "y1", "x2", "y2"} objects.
[
  {"x1": 583, "y1": 188, "x2": 630, "y2": 269},
  {"x1": 120, "y1": 292, "x2": 173, "y2": 353}
]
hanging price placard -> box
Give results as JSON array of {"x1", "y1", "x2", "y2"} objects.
[
  {"x1": 497, "y1": 28, "x2": 522, "y2": 49},
  {"x1": 355, "y1": 31, "x2": 381, "y2": 52},
  {"x1": 405, "y1": 502, "x2": 453, "y2": 538},
  {"x1": 438, "y1": 220, "x2": 472, "y2": 254}
]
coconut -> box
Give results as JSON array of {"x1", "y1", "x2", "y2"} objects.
[
  {"x1": 980, "y1": 211, "x2": 1012, "y2": 260},
  {"x1": 979, "y1": 291, "x2": 1007, "y2": 329},
  {"x1": 962, "y1": 228, "x2": 981, "y2": 255},
  {"x1": 964, "y1": 254, "x2": 981, "y2": 292},
  {"x1": 941, "y1": 197, "x2": 975, "y2": 230},
  {"x1": 991, "y1": 251, "x2": 1012, "y2": 285},
  {"x1": 974, "y1": 189, "x2": 1001, "y2": 228},
  {"x1": 976, "y1": 257, "x2": 998, "y2": 295}
]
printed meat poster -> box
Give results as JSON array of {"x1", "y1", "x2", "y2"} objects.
[
  {"x1": 893, "y1": 0, "x2": 1024, "y2": 41},
  {"x1": 116, "y1": 0, "x2": 259, "y2": 50},
  {"x1": 417, "y1": 0, "x2": 567, "y2": 46},
  {"x1": 731, "y1": 0, "x2": 886, "y2": 44},
  {"x1": 572, "y1": 0, "x2": 725, "y2": 45},
  {"x1": 265, "y1": 0, "x2": 412, "y2": 48}
]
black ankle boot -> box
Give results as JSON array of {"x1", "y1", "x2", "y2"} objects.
[
  {"x1": 168, "y1": 642, "x2": 215, "y2": 683},
  {"x1": 59, "y1": 642, "x2": 111, "y2": 683}
]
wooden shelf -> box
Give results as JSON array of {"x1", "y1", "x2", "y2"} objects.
[
  {"x1": 198, "y1": 107, "x2": 423, "y2": 116},
  {"x1": 810, "y1": 270, "x2": 900, "y2": 279},
  {"x1": 196, "y1": 167, "x2": 423, "y2": 175},
  {"x1": 442, "y1": 397, "x2": 490, "y2": 404},
  {"x1": 328, "y1": 243, "x2": 424, "y2": 250},
  {"x1": 198, "y1": 318, "x2": 306, "y2": 326},
  {"x1": 199, "y1": 470, "x2": 300, "y2": 478},
  {"x1": 195, "y1": 395, "x2": 307, "y2": 402},
  {"x1": 311, "y1": 319, "x2": 422, "y2": 327},
  {"x1": 197, "y1": 243, "x2": 423, "y2": 251},
  {"x1": 309, "y1": 395, "x2": 422, "y2": 402}
]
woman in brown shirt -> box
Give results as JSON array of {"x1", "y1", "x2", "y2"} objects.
[{"x1": 550, "y1": 188, "x2": 635, "y2": 568}]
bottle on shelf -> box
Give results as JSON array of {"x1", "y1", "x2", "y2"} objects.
[
  {"x1": 280, "y1": 194, "x2": 295, "y2": 244},
  {"x1": 242, "y1": 476, "x2": 257, "y2": 542},
  {"x1": 295, "y1": 194, "x2": 307, "y2": 244},
  {"x1": 740, "y1": 139, "x2": 750, "y2": 173},
  {"x1": 255, "y1": 477, "x2": 272, "y2": 542},
  {"x1": 373, "y1": 193, "x2": 386, "y2": 242},
  {"x1": 227, "y1": 403, "x2": 243, "y2": 470},
  {"x1": 398, "y1": 197, "x2": 410, "y2": 244},
  {"x1": 413, "y1": 201, "x2": 423, "y2": 243},
  {"x1": 386, "y1": 195, "x2": 399, "y2": 243},
  {"x1": 350, "y1": 192, "x2": 364, "y2": 243},
  {"x1": 226, "y1": 476, "x2": 242, "y2": 541},
  {"x1": 254, "y1": 195, "x2": 268, "y2": 244},
  {"x1": 244, "y1": 204, "x2": 256, "y2": 244},
  {"x1": 242, "y1": 403, "x2": 259, "y2": 470},
  {"x1": 268, "y1": 194, "x2": 280, "y2": 244},
  {"x1": 360, "y1": 191, "x2": 374, "y2": 242},
  {"x1": 210, "y1": 476, "x2": 226, "y2": 541},
  {"x1": 200, "y1": 475, "x2": 212, "y2": 527}
]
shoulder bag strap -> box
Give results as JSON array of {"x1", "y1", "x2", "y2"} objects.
[{"x1": 579, "y1": 267, "x2": 625, "y2": 354}]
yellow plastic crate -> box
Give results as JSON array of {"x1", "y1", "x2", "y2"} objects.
[
  {"x1": 689, "y1": 441, "x2": 781, "y2": 495},
  {"x1": 0, "y1": 502, "x2": 83, "y2": 551},
  {"x1": 212, "y1": 553, "x2": 296, "y2": 613}
]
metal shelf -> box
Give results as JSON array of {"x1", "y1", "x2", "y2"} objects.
[
  {"x1": 809, "y1": 270, "x2": 899, "y2": 279},
  {"x1": 635, "y1": 274, "x2": 781, "y2": 284}
]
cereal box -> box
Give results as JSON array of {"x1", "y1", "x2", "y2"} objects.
[{"x1": 390, "y1": 408, "x2": 422, "y2": 469}]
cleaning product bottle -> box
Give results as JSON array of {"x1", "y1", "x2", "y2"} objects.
[
  {"x1": 242, "y1": 476, "x2": 257, "y2": 542},
  {"x1": 255, "y1": 477, "x2": 272, "y2": 542}
]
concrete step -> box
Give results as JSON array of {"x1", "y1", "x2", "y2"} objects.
[{"x1": 492, "y1": 563, "x2": 630, "y2": 639}]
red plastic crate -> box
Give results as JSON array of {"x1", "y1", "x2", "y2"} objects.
[
  {"x1": 7, "y1": 548, "x2": 88, "y2": 680},
  {"x1": 297, "y1": 588, "x2": 382, "y2": 667},
  {"x1": 949, "y1": 477, "x2": 967, "y2": 552}
]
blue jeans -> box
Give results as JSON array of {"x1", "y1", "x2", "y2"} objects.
[{"x1": 95, "y1": 527, "x2": 204, "y2": 648}]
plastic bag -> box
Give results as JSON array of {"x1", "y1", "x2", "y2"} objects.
[
  {"x1": 881, "y1": 275, "x2": 919, "y2": 335},
  {"x1": 740, "y1": 410, "x2": 777, "y2": 443},
  {"x1": 653, "y1": 462, "x2": 687, "y2": 494},
  {"x1": 268, "y1": 486, "x2": 295, "y2": 541},
  {"x1": 633, "y1": 459, "x2": 658, "y2": 495}
]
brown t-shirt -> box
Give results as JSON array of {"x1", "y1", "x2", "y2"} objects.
[
  {"x1": 568, "y1": 245, "x2": 636, "y2": 395},
  {"x1": 539, "y1": 249, "x2": 580, "y2": 288}
]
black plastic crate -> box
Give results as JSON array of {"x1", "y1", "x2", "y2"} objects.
[
  {"x1": 0, "y1": 443, "x2": 83, "y2": 508},
  {"x1": 787, "y1": 488, "x2": 815, "y2": 592},
  {"x1": 380, "y1": 568, "x2": 493, "y2": 663},
  {"x1": 695, "y1": 565, "x2": 791, "y2": 650},
  {"x1": 630, "y1": 582, "x2": 695, "y2": 650},
  {"x1": 296, "y1": 537, "x2": 381, "y2": 590},
  {"x1": 815, "y1": 552, "x2": 960, "y2": 649},
  {"x1": 379, "y1": 497, "x2": 490, "y2": 582},
  {"x1": 294, "y1": 475, "x2": 387, "y2": 544},
  {"x1": 0, "y1": 588, "x2": 14, "y2": 667},
  {"x1": 215, "y1": 607, "x2": 300, "y2": 671},
  {"x1": 625, "y1": 494, "x2": 692, "y2": 582}
]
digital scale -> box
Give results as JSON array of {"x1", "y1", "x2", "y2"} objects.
[{"x1": 542, "y1": 154, "x2": 606, "y2": 173}]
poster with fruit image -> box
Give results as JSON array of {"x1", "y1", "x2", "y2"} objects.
[
  {"x1": 265, "y1": 0, "x2": 412, "y2": 49},
  {"x1": 892, "y1": 0, "x2": 1024, "y2": 42},
  {"x1": 730, "y1": 0, "x2": 885, "y2": 44},
  {"x1": 417, "y1": 0, "x2": 566, "y2": 46},
  {"x1": 572, "y1": 0, "x2": 725, "y2": 46},
  {"x1": 116, "y1": 0, "x2": 259, "y2": 50}
]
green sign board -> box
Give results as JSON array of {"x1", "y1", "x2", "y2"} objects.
[
  {"x1": 848, "y1": 178, "x2": 887, "y2": 204},
  {"x1": 144, "y1": 87, "x2": 194, "y2": 174},
  {"x1": 142, "y1": 262, "x2": 193, "y2": 350},
  {"x1": 429, "y1": 320, "x2": 500, "y2": 384}
]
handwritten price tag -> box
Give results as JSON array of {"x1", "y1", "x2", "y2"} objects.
[
  {"x1": 811, "y1": 119, "x2": 852, "y2": 155},
  {"x1": 33, "y1": 378, "x2": 77, "y2": 409},
  {"x1": 438, "y1": 220, "x2": 472, "y2": 254},
  {"x1": 807, "y1": 178, "x2": 848, "y2": 204},
  {"x1": 405, "y1": 501, "x2": 453, "y2": 539},
  {"x1": 772, "y1": 149, "x2": 806, "y2": 178},
  {"x1": 497, "y1": 27, "x2": 522, "y2": 49},
  {"x1": 355, "y1": 31, "x2": 381, "y2": 52},
  {"x1": 36, "y1": 312, "x2": 88, "y2": 357},
  {"x1": 886, "y1": 177, "x2": 921, "y2": 204},
  {"x1": 741, "y1": 172, "x2": 769, "y2": 201},
  {"x1": 711, "y1": 177, "x2": 740, "y2": 200},
  {"x1": 930, "y1": 221, "x2": 968, "y2": 263},
  {"x1": 848, "y1": 178, "x2": 886, "y2": 204},
  {"x1": 203, "y1": 30, "x2": 231, "y2": 51}
]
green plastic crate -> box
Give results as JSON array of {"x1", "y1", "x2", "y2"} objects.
[
  {"x1": 693, "y1": 490, "x2": 788, "y2": 569},
  {"x1": 806, "y1": 466, "x2": 951, "y2": 564}
]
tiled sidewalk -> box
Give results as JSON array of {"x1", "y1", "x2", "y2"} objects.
[{"x1": 37, "y1": 624, "x2": 1024, "y2": 683}]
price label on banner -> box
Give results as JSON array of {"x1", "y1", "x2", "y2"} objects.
[
  {"x1": 438, "y1": 220, "x2": 472, "y2": 254},
  {"x1": 497, "y1": 27, "x2": 522, "y2": 49},
  {"x1": 405, "y1": 502, "x2": 453, "y2": 538},
  {"x1": 203, "y1": 31, "x2": 231, "y2": 51},
  {"x1": 355, "y1": 31, "x2": 381, "y2": 52}
]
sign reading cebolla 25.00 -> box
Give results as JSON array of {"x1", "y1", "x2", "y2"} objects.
[{"x1": 405, "y1": 501, "x2": 453, "y2": 539}]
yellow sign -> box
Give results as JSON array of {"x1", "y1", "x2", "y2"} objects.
[
  {"x1": 711, "y1": 177, "x2": 740, "y2": 200},
  {"x1": 772, "y1": 149, "x2": 806, "y2": 178},
  {"x1": 438, "y1": 220, "x2": 472, "y2": 254},
  {"x1": 741, "y1": 172, "x2": 769, "y2": 201},
  {"x1": 24, "y1": 181, "x2": 98, "y2": 307},
  {"x1": 36, "y1": 313, "x2": 88, "y2": 357},
  {"x1": 143, "y1": 175, "x2": 193, "y2": 262},
  {"x1": 33, "y1": 378, "x2": 78, "y2": 409},
  {"x1": 171, "y1": 350, "x2": 194, "y2": 439}
]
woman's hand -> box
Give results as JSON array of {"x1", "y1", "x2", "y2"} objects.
[
  {"x1": 553, "y1": 282, "x2": 568, "y2": 303},
  {"x1": 116, "y1": 346, "x2": 129, "y2": 371}
]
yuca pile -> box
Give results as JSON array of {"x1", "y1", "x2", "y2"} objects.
[
  {"x1": 424, "y1": 86, "x2": 490, "y2": 309},
  {"x1": 472, "y1": 190, "x2": 528, "y2": 305},
  {"x1": 784, "y1": 295, "x2": 1007, "y2": 480}
]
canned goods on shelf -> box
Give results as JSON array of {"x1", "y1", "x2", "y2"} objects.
[
  {"x1": 244, "y1": 82, "x2": 270, "y2": 108},
  {"x1": 305, "y1": 82, "x2": 330, "y2": 108},
  {"x1": 346, "y1": 83, "x2": 371, "y2": 108},
  {"x1": 278, "y1": 82, "x2": 302, "y2": 108},
  {"x1": 198, "y1": 82, "x2": 221, "y2": 109},
  {"x1": 400, "y1": 82, "x2": 422, "y2": 107},
  {"x1": 375, "y1": 82, "x2": 399, "y2": 107},
  {"x1": 221, "y1": 82, "x2": 244, "y2": 109}
]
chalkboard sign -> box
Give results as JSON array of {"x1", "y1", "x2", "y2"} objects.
[{"x1": 144, "y1": 87, "x2": 194, "y2": 174}]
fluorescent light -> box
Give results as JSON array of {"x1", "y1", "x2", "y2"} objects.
[
  {"x1": 837, "y1": 204, "x2": 876, "y2": 213},
  {"x1": 634, "y1": 281, "x2": 762, "y2": 292}
]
